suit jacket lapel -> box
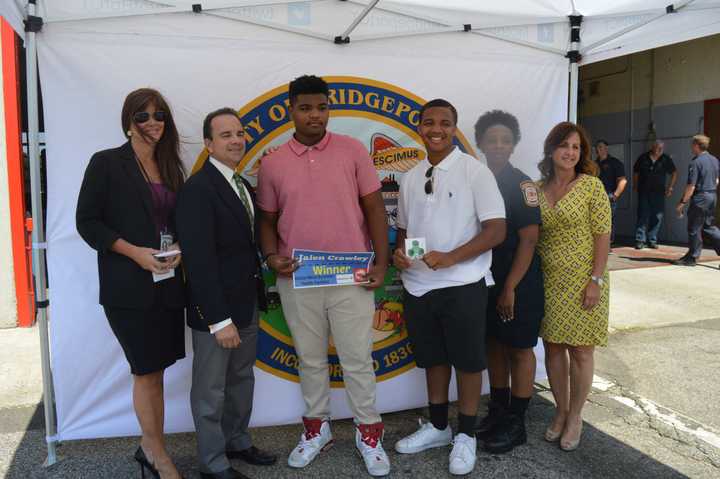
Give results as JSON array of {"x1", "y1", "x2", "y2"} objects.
[
  {"x1": 203, "y1": 161, "x2": 253, "y2": 237},
  {"x1": 120, "y1": 142, "x2": 155, "y2": 227}
]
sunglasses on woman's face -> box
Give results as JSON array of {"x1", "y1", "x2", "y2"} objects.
[
  {"x1": 424, "y1": 166, "x2": 434, "y2": 195},
  {"x1": 133, "y1": 111, "x2": 166, "y2": 124}
]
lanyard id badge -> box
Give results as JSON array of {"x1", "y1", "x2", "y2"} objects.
[
  {"x1": 154, "y1": 229, "x2": 176, "y2": 283},
  {"x1": 160, "y1": 229, "x2": 174, "y2": 251}
]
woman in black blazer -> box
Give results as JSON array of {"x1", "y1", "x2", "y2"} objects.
[{"x1": 76, "y1": 88, "x2": 186, "y2": 479}]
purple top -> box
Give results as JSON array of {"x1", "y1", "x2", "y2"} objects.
[{"x1": 149, "y1": 182, "x2": 176, "y2": 234}]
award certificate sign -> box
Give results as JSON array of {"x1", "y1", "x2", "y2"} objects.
[{"x1": 292, "y1": 249, "x2": 374, "y2": 289}]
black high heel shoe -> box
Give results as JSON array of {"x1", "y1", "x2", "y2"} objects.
[
  {"x1": 134, "y1": 447, "x2": 186, "y2": 479},
  {"x1": 134, "y1": 446, "x2": 160, "y2": 479}
]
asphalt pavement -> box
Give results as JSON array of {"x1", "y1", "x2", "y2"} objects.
[{"x1": 1, "y1": 254, "x2": 719, "y2": 478}]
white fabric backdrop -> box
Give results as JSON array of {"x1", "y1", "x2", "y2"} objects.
[{"x1": 39, "y1": 15, "x2": 564, "y2": 440}]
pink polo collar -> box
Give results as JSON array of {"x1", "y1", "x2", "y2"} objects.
[{"x1": 288, "y1": 131, "x2": 332, "y2": 156}]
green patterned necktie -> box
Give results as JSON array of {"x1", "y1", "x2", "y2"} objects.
[{"x1": 231, "y1": 172, "x2": 254, "y2": 234}]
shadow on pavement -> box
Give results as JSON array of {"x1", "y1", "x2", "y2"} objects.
[
  {"x1": 4, "y1": 393, "x2": 694, "y2": 478},
  {"x1": 616, "y1": 256, "x2": 676, "y2": 264}
]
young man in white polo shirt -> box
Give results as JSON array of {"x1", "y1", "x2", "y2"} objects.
[{"x1": 393, "y1": 99, "x2": 506, "y2": 475}]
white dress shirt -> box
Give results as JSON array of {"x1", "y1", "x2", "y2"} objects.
[
  {"x1": 397, "y1": 147, "x2": 505, "y2": 296},
  {"x1": 207, "y1": 157, "x2": 255, "y2": 334}
]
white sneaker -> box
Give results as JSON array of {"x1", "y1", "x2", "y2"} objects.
[
  {"x1": 449, "y1": 433, "x2": 477, "y2": 475},
  {"x1": 356, "y1": 423, "x2": 391, "y2": 476},
  {"x1": 288, "y1": 417, "x2": 334, "y2": 468},
  {"x1": 395, "y1": 419, "x2": 453, "y2": 454}
]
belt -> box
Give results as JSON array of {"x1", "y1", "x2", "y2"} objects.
[{"x1": 695, "y1": 190, "x2": 717, "y2": 194}]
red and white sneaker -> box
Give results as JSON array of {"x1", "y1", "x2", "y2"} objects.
[
  {"x1": 287, "y1": 417, "x2": 334, "y2": 468},
  {"x1": 355, "y1": 422, "x2": 391, "y2": 476}
]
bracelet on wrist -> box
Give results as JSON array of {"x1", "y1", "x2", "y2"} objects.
[{"x1": 262, "y1": 252, "x2": 278, "y2": 261}]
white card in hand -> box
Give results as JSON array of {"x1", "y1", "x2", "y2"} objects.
[
  {"x1": 153, "y1": 249, "x2": 181, "y2": 259},
  {"x1": 152, "y1": 269, "x2": 175, "y2": 283},
  {"x1": 405, "y1": 237, "x2": 426, "y2": 260}
]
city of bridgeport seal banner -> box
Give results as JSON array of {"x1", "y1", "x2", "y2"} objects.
[{"x1": 192, "y1": 77, "x2": 475, "y2": 388}]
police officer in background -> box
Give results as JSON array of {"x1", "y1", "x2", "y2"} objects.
[
  {"x1": 633, "y1": 140, "x2": 677, "y2": 249},
  {"x1": 594, "y1": 140, "x2": 627, "y2": 246},
  {"x1": 473, "y1": 110, "x2": 544, "y2": 454},
  {"x1": 673, "y1": 135, "x2": 720, "y2": 267}
]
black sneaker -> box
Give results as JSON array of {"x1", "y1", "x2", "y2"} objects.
[
  {"x1": 635, "y1": 242, "x2": 645, "y2": 250},
  {"x1": 648, "y1": 242, "x2": 659, "y2": 249},
  {"x1": 483, "y1": 413, "x2": 527, "y2": 454},
  {"x1": 475, "y1": 404, "x2": 506, "y2": 440},
  {"x1": 672, "y1": 257, "x2": 697, "y2": 266}
]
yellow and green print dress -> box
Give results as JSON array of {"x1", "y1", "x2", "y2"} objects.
[{"x1": 537, "y1": 174, "x2": 611, "y2": 346}]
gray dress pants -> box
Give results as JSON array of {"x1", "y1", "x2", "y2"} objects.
[{"x1": 190, "y1": 311, "x2": 257, "y2": 474}]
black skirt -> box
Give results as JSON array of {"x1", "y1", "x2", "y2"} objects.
[{"x1": 104, "y1": 289, "x2": 186, "y2": 376}]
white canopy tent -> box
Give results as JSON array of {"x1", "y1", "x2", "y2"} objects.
[{"x1": 3, "y1": 0, "x2": 720, "y2": 467}]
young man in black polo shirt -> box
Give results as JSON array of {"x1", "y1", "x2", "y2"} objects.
[
  {"x1": 633, "y1": 140, "x2": 677, "y2": 249},
  {"x1": 595, "y1": 140, "x2": 627, "y2": 246}
]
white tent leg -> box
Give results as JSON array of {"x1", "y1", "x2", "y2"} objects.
[
  {"x1": 25, "y1": 0, "x2": 59, "y2": 467},
  {"x1": 569, "y1": 61, "x2": 579, "y2": 123},
  {"x1": 568, "y1": 14, "x2": 582, "y2": 123}
]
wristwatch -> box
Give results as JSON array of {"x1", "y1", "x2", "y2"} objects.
[{"x1": 590, "y1": 275, "x2": 605, "y2": 287}]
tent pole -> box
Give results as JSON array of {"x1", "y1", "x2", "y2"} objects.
[
  {"x1": 43, "y1": 0, "x2": 314, "y2": 25},
  {"x1": 569, "y1": 61, "x2": 579, "y2": 123},
  {"x1": 345, "y1": 0, "x2": 565, "y2": 55},
  {"x1": 581, "y1": 0, "x2": 696, "y2": 55},
  {"x1": 25, "y1": 0, "x2": 58, "y2": 467},
  {"x1": 336, "y1": 0, "x2": 380, "y2": 43},
  {"x1": 567, "y1": 14, "x2": 582, "y2": 123}
]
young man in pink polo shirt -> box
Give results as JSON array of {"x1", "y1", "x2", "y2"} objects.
[{"x1": 257, "y1": 75, "x2": 390, "y2": 476}]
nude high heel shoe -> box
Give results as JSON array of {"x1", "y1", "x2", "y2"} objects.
[{"x1": 560, "y1": 420, "x2": 583, "y2": 451}]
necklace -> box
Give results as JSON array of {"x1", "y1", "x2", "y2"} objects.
[
  {"x1": 134, "y1": 152, "x2": 160, "y2": 184},
  {"x1": 134, "y1": 152, "x2": 170, "y2": 232}
]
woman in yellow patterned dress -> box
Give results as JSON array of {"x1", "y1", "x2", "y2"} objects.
[{"x1": 536, "y1": 122, "x2": 611, "y2": 451}]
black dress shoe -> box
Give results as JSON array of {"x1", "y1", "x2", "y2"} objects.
[
  {"x1": 635, "y1": 242, "x2": 645, "y2": 250},
  {"x1": 483, "y1": 412, "x2": 527, "y2": 454},
  {"x1": 200, "y1": 467, "x2": 249, "y2": 479},
  {"x1": 227, "y1": 446, "x2": 277, "y2": 466},
  {"x1": 673, "y1": 257, "x2": 697, "y2": 266},
  {"x1": 475, "y1": 404, "x2": 506, "y2": 440},
  {"x1": 648, "y1": 242, "x2": 659, "y2": 249}
]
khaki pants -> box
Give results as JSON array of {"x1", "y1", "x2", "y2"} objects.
[{"x1": 277, "y1": 277, "x2": 381, "y2": 424}]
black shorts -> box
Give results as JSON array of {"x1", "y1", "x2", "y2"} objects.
[
  {"x1": 403, "y1": 280, "x2": 488, "y2": 373},
  {"x1": 486, "y1": 274, "x2": 543, "y2": 349}
]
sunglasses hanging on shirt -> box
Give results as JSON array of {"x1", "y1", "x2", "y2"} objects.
[
  {"x1": 133, "y1": 111, "x2": 166, "y2": 124},
  {"x1": 424, "y1": 166, "x2": 434, "y2": 195}
]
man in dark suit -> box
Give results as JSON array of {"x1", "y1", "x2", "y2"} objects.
[{"x1": 176, "y1": 108, "x2": 276, "y2": 479}]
